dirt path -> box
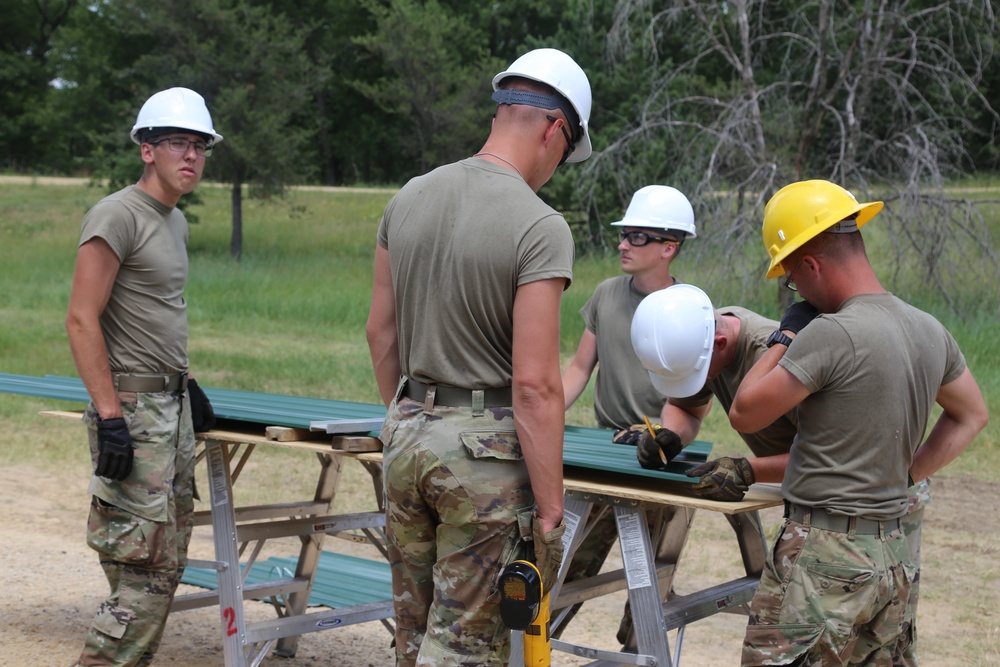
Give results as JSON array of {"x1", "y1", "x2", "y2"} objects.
[{"x1": 3, "y1": 463, "x2": 997, "y2": 666}]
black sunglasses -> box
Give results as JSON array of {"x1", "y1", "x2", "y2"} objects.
[{"x1": 619, "y1": 230, "x2": 680, "y2": 247}]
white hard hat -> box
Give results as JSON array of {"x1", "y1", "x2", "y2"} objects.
[
  {"x1": 130, "y1": 87, "x2": 223, "y2": 145},
  {"x1": 492, "y1": 48, "x2": 592, "y2": 163},
  {"x1": 611, "y1": 185, "x2": 697, "y2": 238},
  {"x1": 630, "y1": 284, "x2": 715, "y2": 398}
]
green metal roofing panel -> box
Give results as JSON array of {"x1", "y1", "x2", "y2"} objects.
[
  {"x1": 563, "y1": 424, "x2": 711, "y2": 483},
  {"x1": 0, "y1": 373, "x2": 709, "y2": 482},
  {"x1": 180, "y1": 551, "x2": 391, "y2": 609}
]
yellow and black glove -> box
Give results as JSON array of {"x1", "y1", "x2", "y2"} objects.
[
  {"x1": 685, "y1": 456, "x2": 755, "y2": 501},
  {"x1": 635, "y1": 427, "x2": 684, "y2": 470},
  {"x1": 612, "y1": 423, "x2": 656, "y2": 446}
]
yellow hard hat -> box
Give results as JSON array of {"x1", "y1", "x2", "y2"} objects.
[{"x1": 762, "y1": 180, "x2": 883, "y2": 278}]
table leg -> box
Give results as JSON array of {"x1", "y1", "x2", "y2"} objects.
[{"x1": 205, "y1": 439, "x2": 249, "y2": 667}]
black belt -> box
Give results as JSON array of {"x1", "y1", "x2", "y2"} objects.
[
  {"x1": 784, "y1": 502, "x2": 901, "y2": 536},
  {"x1": 402, "y1": 378, "x2": 512, "y2": 408},
  {"x1": 113, "y1": 372, "x2": 188, "y2": 393}
]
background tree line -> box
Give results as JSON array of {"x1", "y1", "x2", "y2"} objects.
[{"x1": 3, "y1": 0, "x2": 999, "y2": 312}]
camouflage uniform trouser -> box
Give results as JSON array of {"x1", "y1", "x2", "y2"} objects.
[
  {"x1": 78, "y1": 390, "x2": 196, "y2": 667},
  {"x1": 892, "y1": 479, "x2": 930, "y2": 666},
  {"x1": 742, "y1": 515, "x2": 915, "y2": 666},
  {"x1": 381, "y1": 393, "x2": 535, "y2": 667}
]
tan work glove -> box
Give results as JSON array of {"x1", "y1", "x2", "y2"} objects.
[
  {"x1": 636, "y1": 427, "x2": 684, "y2": 470},
  {"x1": 612, "y1": 423, "x2": 657, "y2": 445},
  {"x1": 685, "y1": 456, "x2": 755, "y2": 501},
  {"x1": 531, "y1": 515, "x2": 566, "y2": 595}
]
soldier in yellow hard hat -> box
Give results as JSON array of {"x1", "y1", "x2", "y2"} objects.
[{"x1": 730, "y1": 179, "x2": 988, "y2": 666}]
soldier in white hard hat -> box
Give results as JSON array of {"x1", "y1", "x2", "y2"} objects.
[
  {"x1": 563, "y1": 185, "x2": 697, "y2": 436},
  {"x1": 366, "y1": 48, "x2": 592, "y2": 666},
  {"x1": 557, "y1": 185, "x2": 697, "y2": 645},
  {"x1": 66, "y1": 87, "x2": 220, "y2": 667}
]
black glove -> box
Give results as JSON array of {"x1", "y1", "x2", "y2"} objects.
[
  {"x1": 95, "y1": 417, "x2": 134, "y2": 481},
  {"x1": 779, "y1": 300, "x2": 821, "y2": 335},
  {"x1": 636, "y1": 427, "x2": 684, "y2": 470},
  {"x1": 612, "y1": 424, "x2": 650, "y2": 446},
  {"x1": 187, "y1": 378, "x2": 216, "y2": 432},
  {"x1": 685, "y1": 456, "x2": 755, "y2": 501}
]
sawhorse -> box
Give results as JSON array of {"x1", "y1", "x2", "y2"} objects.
[{"x1": 510, "y1": 472, "x2": 782, "y2": 667}]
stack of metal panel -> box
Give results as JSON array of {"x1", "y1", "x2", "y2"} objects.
[{"x1": 0, "y1": 373, "x2": 709, "y2": 482}]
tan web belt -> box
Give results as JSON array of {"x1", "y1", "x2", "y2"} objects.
[
  {"x1": 112, "y1": 371, "x2": 188, "y2": 393},
  {"x1": 784, "y1": 501, "x2": 901, "y2": 537},
  {"x1": 402, "y1": 378, "x2": 512, "y2": 415}
]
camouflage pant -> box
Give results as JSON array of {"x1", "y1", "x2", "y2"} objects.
[
  {"x1": 892, "y1": 479, "x2": 930, "y2": 666},
  {"x1": 78, "y1": 390, "x2": 196, "y2": 667},
  {"x1": 381, "y1": 395, "x2": 535, "y2": 667},
  {"x1": 742, "y1": 517, "x2": 915, "y2": 666}
]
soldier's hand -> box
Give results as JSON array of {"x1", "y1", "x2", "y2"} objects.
[
  {"x1": 779, "y1": 300, "x2": 821, "y2": 335},
  {"x1": 612, "y1": 424, "x2": 650, "y2": 446},
  {"x1": 187, "y1": 378, "x2": 216, "y2": 432},
  {"x1": 95, "y1": 417, "x2": 134, "y2": 481},
  {"x1": 636, "y1": 427, "x2": 683, "y2": 470},
  {"x1": 532, "y1": 514, "x2": 566, "y2": 594},
  {"x1": 685, "y1": 456, "x2": 755, "y2": 501}
]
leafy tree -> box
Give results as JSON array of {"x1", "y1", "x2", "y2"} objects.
[
  {"x1": 112, "y1": 0, "x2": 319, "y2": 259},
  {"x1": 591, "y1": 0, "x2": 1000, "y2": 314},
  {"x1": 43, "y1": 1, "x2": 158, "y2": 178},
  {"x1": 0, "y1": 0, "x2": 78, "y2": 172},
  {"x1": 352, "y1": 0, "x2": 506, "y2": 175}
]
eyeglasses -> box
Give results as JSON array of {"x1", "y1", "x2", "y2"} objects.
[
  {"x1": 619, "y1": 230, "x2": 680, "y2": 247},
  {"x1": 783, "y1": 256, "x2": 805, "y2": 291},
  {"x1": 546, "y1": 115, "x2": 576, "y2": 165},
  {"x1": 149, "y1": 136, "x2": 213, "y2": 157}
]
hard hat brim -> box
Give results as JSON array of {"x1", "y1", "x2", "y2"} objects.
[
  {"x1": 764, "y1": 199, "x2": 883, "y2": 279},
  {"x1": 647, "y1": 365, "x2": 710, "y2": 399}
]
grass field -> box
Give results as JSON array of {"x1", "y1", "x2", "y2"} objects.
[{"x1": 1, "y1": 178, "x2": 996, "y2": 471}]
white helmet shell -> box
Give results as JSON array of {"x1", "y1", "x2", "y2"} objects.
[
  {"x1": 492, "y1": 48, "x2": 592, "y2": 163},
  {"x1": 631, "y1": 284, "x2": 715, "y2": 398},
  {"x1": 130, "y1": 87, "x2": 223, "y2": 145},
  {"x1": 611, "y1": 185, "x2": 696, "y2": 238}
]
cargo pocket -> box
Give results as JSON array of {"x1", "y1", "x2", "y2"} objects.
[
  {"x1": 742, "y1": 622, "x2": 824, "y2": 665},
  {"x1": 86, "y1": 498, "x2": 160, "y2": 567},
  {"x1": 488, "y1": 505, "x2": 535, "y2": 602},
  {"x1": 459, "y1": 430, "x2": 522, "y2": 460}
]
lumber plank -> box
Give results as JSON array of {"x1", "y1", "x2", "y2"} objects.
[{"x1": 330, "y1": 436, "x2": 383, "y2": 453}]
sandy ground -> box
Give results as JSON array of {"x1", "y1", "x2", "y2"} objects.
[{"x1": 3, "y1": 460, "x2": 998, "y2": 667}]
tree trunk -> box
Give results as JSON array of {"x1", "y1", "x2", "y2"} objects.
[{"x1": 230, "y1": 181, "x2": 243, "y2": 260}]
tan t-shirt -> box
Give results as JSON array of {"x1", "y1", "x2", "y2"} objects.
[
  {"x1": 671, "y1": 306, "x2": 797, "y2": 457},
  {"x1": 779, "y1": 293, "x2": 966, "y2": 519},
  {"x1": 79, "y1": 185, "x2": 189, "y2": 373},
  {"x1": 377, "y1": 158, "x2": 574, "y2": 388},
  {"x1": 582, "y1": 275, "x2": 667, "y2": 429}
]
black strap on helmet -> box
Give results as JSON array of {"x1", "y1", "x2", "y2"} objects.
[{"x1": 491, "y1": 89, "x2": 582, "y2": 143}]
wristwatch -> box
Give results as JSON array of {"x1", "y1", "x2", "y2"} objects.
[{"x1": 766, "y1": 330, "x2": 794, "y2": 348}]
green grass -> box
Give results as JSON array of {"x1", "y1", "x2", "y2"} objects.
[{"x1": 0, "y1": 179, "x2": 997, "y2": 475}]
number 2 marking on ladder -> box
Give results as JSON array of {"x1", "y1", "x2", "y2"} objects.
[{"x1": 223, "y1": 607, "x2": 238, "y2": 636}]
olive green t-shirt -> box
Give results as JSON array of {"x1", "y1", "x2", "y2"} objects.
[
  {"x1": 377, "y1": 158, "x2": 574, "y2": 388},
  {"x1": 79, "y1": 185, "x2": 189, "y2": 373},
  {"x1": 581, "y1": 275, "x2": 667, "y2": 429},
  {"x1": 671, "y1": 306, "x2": 797, "y2": 457},
  {"x1": 779, "y1": 293, "x2": 966, "y2": 519}
]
